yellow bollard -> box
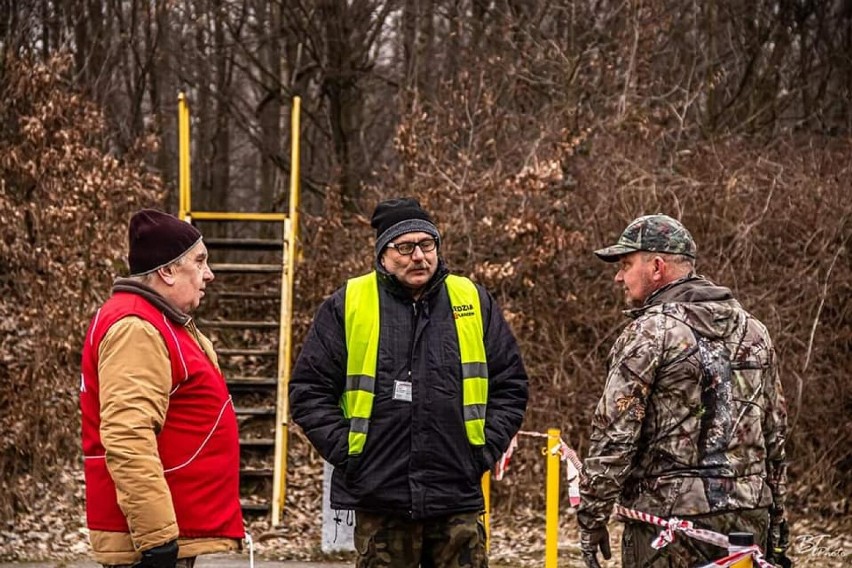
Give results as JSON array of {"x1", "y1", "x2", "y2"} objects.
[
  {"x1": 545, "y1": 428, "x2": 561, "y2": 568},
  {"x1": 728, "y1": 533, "x2": 755, "y2": 567},
  {"x1": 481, "y1": 471, "x2": 491, "y2": 552}
]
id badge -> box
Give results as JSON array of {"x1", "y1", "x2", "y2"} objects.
[{"x1": 393, "y1": 380, "x2": 413, "y2": 402}]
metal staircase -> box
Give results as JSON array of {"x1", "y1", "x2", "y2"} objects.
[{"x1": 177, "y1": 93, "x2": 300, "y2": 526}]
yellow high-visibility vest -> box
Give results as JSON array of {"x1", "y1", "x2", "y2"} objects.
[{"x1": 342, "y1": 272, "x2": 488, "y2": 455}]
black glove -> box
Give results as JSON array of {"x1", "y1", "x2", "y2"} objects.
[
  {"x1": 138, "y1": 540, "x2": 178, "y2": 568},
  {"x1": 765, "y1": 519, "x2": 792, "y2": 568},
  {"x1": 580, "y1": 525, "x2": 612, "y2": 568}
]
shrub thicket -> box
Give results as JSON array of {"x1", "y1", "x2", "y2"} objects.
[
  {"x1": 0, "y1": 55, "x2": 163, "y2": 517},
  {"x1": 294, "y1": 120, "x2": 850, "y2": 521},
  {"x1": 0, "y1": 52, "x2": 848, "y2": 527}
]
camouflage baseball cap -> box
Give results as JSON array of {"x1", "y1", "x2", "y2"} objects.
[{"x1": 594, "y1": 214, "x2": 696, "y2": 262}]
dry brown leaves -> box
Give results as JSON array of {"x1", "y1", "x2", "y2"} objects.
[
  {"x1": 1, "y1": 440, "x2": 850, "y2": 566},
  {"x1": 0, "y1": 54, "x2": 164, "y2": 519}
]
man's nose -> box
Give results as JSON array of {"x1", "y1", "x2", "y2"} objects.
[{"x1": 411, "y1": 246, "x2": 426, "y2": 260}]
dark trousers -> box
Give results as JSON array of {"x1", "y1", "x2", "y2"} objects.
[
  {"x1": 622, "y1": 508, "x2": 770, "y2": 567},
  {"x1": 105, "y1": 558, "x2": 195, "y2": 568},
  {"x1": 354, "y1": 511, "x2": 487, "y2": 568}
]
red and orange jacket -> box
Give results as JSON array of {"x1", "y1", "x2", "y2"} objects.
[{"x1": 81, "y1": 281, "x2": 243, "y2": 564}]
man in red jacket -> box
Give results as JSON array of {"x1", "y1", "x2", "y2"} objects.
[{"x1": 81, "y1": 209, "x2": 244, "y2": 567}]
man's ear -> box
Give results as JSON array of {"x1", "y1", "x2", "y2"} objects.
[
  {"x1": 156, "y1": 264, "x2": 177, "y2": 286},
  {"x1": 651, "y1": 255, "x2": 666, "y2": 281}
]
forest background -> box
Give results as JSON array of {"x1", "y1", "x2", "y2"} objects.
[{"x1": 0, "y1": 0, "x2": 849, "y2": 563}]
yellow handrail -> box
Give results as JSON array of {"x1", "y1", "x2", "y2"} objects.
[
  {"x1": 178, "y1": 92, "x2": 191, "y2": 221},
  {"x1": 272, "y1": 96, "x2": 301, "y2": 526}
]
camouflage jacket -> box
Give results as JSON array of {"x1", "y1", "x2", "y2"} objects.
[{"x1": 578, "y1": 276, "x2": 787, "y2": 530}]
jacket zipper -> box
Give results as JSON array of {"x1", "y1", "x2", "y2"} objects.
[
  {"x1": 407, "y1": 300, "x2": 420, "y2": 378},
  {"x1": 407, "y1": 300, "x2": 420, "y2": 519}
]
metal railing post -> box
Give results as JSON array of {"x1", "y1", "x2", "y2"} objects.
[
  {"x1": 272, "y1": 96, "x2": 301, "y2": 526},
  {"x1": 177, "y1": 92, "x2": 191, "y2": 221},
  {"x1": 481, "y1": 472, "x2": 491, "y2": 551},
  {"x1": 545, "y1": 428, "x2": 561, "y2": 568}
]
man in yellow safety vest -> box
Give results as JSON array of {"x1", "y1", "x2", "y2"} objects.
[{"x1": 290, "y1": 197, "x2": 529, "y2": 568}]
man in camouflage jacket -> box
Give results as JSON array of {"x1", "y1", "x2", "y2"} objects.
[{"x1": 578, "y1": 215, "x2": 789, "y2": 568}]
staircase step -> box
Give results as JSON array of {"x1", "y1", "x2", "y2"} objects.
[
  {"x1": 218, "y1": 348, "x2": 278, "y2": 357},
  {"x1": 240, "y1": 468, "x2": 274, "y2": 477},
  {"x1": 210, "y1": 263, "x2": 282, "y2": 273},
  {"x1": 240, "y1": 438, "x2": 275, "y2": 447},
  {"x1": 205, "y1": 237, "x2": 284, "y2": 250},
  {"x1": 227, "y1": 377, "x2": 278, "y2": 388},
  {"x1": 192, "y1": 211, "x2": 287, "y2": 223},
  {"x1": 198, "y1": 319, "x2": 279, "y2": 329},
  {"x1": 234, "y1": 407, "x2": 276, "y2": 417},
  {"x1": 214, "y1": 291, "x2": 281, "y2": 300},
  {"x1": 240, "y1": 500, "x2": 271, "y2": 514}
]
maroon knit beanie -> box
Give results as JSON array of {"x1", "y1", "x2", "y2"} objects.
[{"x1": 128, "y1": 209, "x2": 202, "y2": 275}]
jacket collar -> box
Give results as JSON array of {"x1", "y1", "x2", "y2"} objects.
[
  {"x1": 376, "y1": 258, "x2": 450, "y2": 302},
  {"x1": 624, "y1": 274, "x2": 734, "y2": 319},
  {"x1": 111, "y1": 278, "x2": 191, "y2": 326}
]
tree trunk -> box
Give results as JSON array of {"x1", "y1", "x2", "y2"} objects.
[
  {"x1": 257, "y1": 0, "x2": 283, "y2": 213},
  {"x1": 151, "y1": 0, "x2": 178, "y2": 210},
  {"x1": 211, "y1": 0, "x2": 231, "y2": 214},
  {"x1": 320, "y1": 0, "x2": 361, "y2": 211}
]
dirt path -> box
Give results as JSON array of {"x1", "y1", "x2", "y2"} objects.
[{"x1": 0, "y1": 555, "x2": 349, "y2": 568}]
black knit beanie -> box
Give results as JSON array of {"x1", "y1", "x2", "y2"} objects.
[
  {"x1": 128, "y1": 209, "x2": 203, "y2": 275},
  {"x1": 371, "y1": 198, "x2": 440, "y2": 258}
]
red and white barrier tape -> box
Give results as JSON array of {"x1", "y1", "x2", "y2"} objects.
[
  {"x1": 549, "y1": 438, "x2": 582, "y2": 506},
  {"x1": 494, "y1": 436, "x2": 517, "y2": 481},
  {"x1": 614, "y1": 504, "x2": 729, "y2": 549},
  {"x1": 507, "y1": 432, "x2": 775, "y2": 567},
  {"x1": 497, "y1": 432, "x2": 583, "y2": 506},
  {"x1": 516, "y1": 429, "x2": 549, "y2": 438},
  {"x1": 550, "y1": 439, "x2": 583, "y2": 472},
  {"x1": 615, "y1": 505, "x2": 774, "y2": 568}
]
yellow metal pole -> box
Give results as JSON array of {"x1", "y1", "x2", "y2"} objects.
[
  {"x1": 481, "y1": 472, "x2": 491, "y2": 552},
  {"x1": 545, "y1": 428, "x2": 561, "y2": 568},
  {"x1": 178, "y1": 92, "x2": 191, "y2": 221},
  {"x1": 288, "y1": 96, "x2": 301, "y2": 248},
  {"x1": 729, "y1": 532, "x2": 755, "y2": 568},
  {"x1": 272, "y1": 96, "x2": 301, "y2": 525}
]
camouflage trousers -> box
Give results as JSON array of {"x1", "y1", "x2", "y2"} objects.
[
  {"x1": 621, "y1": 508, "x2": 770, "y2": 568},
  {"x1": 353, "y1": 511, "x2": 487, "y2": 568}
]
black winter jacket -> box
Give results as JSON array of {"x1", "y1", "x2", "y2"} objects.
[{"x1": 289, "y1": 263, "x2": 528, "y2": 519}]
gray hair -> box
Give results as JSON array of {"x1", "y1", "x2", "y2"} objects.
[
  {"x1": 128, "y1": 255, "x2": 187, "y2": 284},
  {"x1": 641, "y1": 251, "x2": 695, "y2": 274}
]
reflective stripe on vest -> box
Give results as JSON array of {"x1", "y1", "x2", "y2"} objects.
[
  {"x1": 445, "y1": 274, "x2": 488, "y2": 446},
  {"x1": 343, "y1": 272, "x2": 381, "y2": 455},
  {"x1": 343, "y1": 272, "x2": 488, "y2": 455}
]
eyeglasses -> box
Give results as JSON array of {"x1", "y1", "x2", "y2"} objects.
[{"x1": 386, "y1": 238, "x2": 438, "y2": 256}]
